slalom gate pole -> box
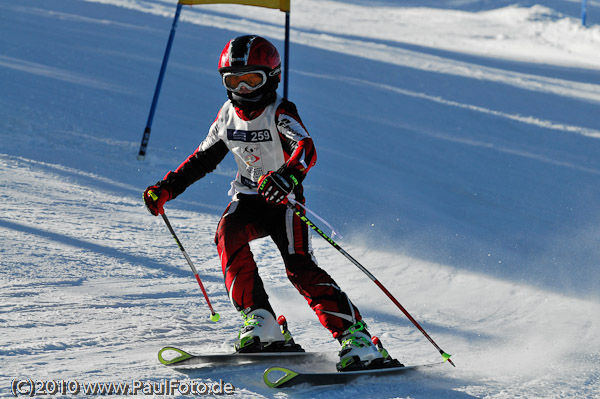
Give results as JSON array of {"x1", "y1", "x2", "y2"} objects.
[
  {"x1": 159, "y1": 210, "x2": 220, "y2": 322},
  {"x1": 137, "y1": 2, "x2": 183, "y2": 160},
  {"x1": 287, "y1": 200, "x2": 454, "y2": 366},
  {"x1": 283, "y1": 11, "x2": 290, "y2": 98}
]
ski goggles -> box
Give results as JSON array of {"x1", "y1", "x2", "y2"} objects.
[{"x1": 222, "y1": 70, "x2": 267, "y2": 93}]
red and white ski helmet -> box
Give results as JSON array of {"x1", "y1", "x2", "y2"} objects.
[{"x1": 218, "y1": 35, "x2": 281, "y2": 81}]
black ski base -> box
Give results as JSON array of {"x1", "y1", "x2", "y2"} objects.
[
  {"x1": 158, "y1": 346, "x2": 320, "y2": 368},
  {"x1": 263, "y1": 362, "x2": 444, "y2": 388}
]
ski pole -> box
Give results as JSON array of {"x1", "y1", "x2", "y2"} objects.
[
  {"x1": 149, "y1": 191, "x2": 220, "y2": 322},
  {"x1": 287, "y1": 200, "x2": 454, "y2": 367},
  {"x1": 160, "y1": 212, "x2": 220, "y2": 322}
]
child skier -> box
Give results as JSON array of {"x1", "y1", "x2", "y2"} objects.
[{"x1": 143, "y1": 35, "x2": 398, "y2": 371}]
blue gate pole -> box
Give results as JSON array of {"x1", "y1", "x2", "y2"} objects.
[
  {"x1": 283, "y1": 11, "x2": 290, "y2": 99},
  {"x1": 138, "y1": 2, "x2": 183, "y2": 160},
  {"x1": 582, "y1": 0, "x2": 588, "y2": 26}
]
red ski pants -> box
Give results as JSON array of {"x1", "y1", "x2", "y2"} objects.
[{"x1": 215, "y1": 194, "x2": 361, "y2": 339}]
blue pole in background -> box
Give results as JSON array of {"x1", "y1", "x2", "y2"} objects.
[
  {"x1": 283, "y1": 11, "x2": 290, "y2": 99},
  {"x1": 581, "y1": 0, "x2": 588, "y2": 26},
  {"x1": 138, "y1": 2, "x2": 183, "y2": 160}
]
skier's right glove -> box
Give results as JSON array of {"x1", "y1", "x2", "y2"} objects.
[
  {"x1": 143, "y1": 183, "x2": 172, "y2": 216},
  {"x1": 257, "y1": 168, "x2": 300, "y2": 205}
]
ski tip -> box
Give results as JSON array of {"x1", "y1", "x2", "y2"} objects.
[
  {"x1": 158, "y1": 346, "x2": 193, "y2": 365},
  {"x1": 210, "y1": 312, "x2": 220, "y2": 322},
  {"x1": 263, "y1": 366, "x2": 299, "y2": 388}
]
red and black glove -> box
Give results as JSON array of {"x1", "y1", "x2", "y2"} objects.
[
  {"x1": 143, "y1": 183, "x2": 172, "y2": 216},
  {"x1": 257, "y1": 169, "x2": 300, "y2": 205}
]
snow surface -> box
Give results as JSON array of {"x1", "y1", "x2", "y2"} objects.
[{"x1": 1, "y1": 0, "x2": 600, "y2": 397}]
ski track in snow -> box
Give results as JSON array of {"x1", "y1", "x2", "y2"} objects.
[
  {"x1": 0, "y1": 55, "x2": 131, "y2": 94},
  {"x1": 298, "y1": 70, "x2": 600, "y2": 140},
  {"x1": 2, "y1": 0, "x2": 600, "y2": 398}
]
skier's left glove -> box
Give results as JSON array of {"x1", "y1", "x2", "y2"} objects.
[
  {"x1": 143, "y1": 182, "x2": 172, "y2": 216},
  {"x1": 258, "y1": 168, "x2": 300, "y2": 205}
]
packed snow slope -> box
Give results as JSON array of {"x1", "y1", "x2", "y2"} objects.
[{"x1": 1, "y1": 0, "x2": 600, "y2": 398}]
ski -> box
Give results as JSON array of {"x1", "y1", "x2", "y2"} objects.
[
  {"x1": 158, "y1": 346, "x2": 323, "y2": 368},
  {"x1": 263, "y1": 362, "x2": 443, "y2": 388}
]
